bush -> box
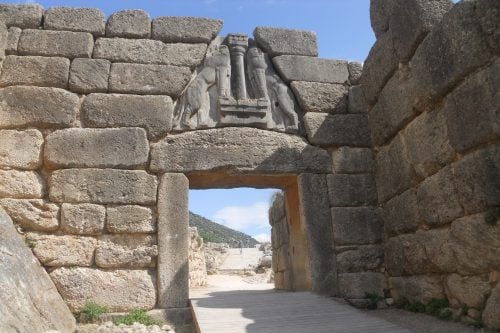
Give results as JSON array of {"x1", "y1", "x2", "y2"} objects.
[
  {"x1": 364, "y1": 292, "x2": 383, "y2": 310},
  {"x1": 112, "y1": 309, "x2": 162, "y2": 326},
  {"x1": 425, "y1": 298, "x2": 449, "y2": 316},
  {"x1": 80, "y1": 300, "x2": 108, "y2": 323}
]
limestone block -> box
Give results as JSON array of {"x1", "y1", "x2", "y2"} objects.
[
  {"x1": 0, "y1": 55, "x2": 70, "y2": 88},
  {"x1": 93, "y1": 38, "x2": 207, "y2": 68},
  {"x1": 348, "y1": 62, "x2": 363, "y2": 85},
  {"x1": 69, "y1": 58, "x2": 110, "y2": 94},
  {"x1": 375, "y1": 134, "x2": 416, "y2": 203},
  {"x1": 107, "y1": 205, "x2": 155, "y2": 233},
  {"x1": 27, "y1": 233, "x2": 97, "y2": 267},
  {"x1": 82, "y1": 93, "x2": 173, "y2": 140},
  {"x1": 290, "y1": 81, "x2": 347, "y2": 113},
  {"x1": 418, "y1": 229, "x2": 460, "y2": 275},
  {"x1": 18, "y1": 29, "x2": 93, "y2": 59},
  {"x1": 106, "y1": 10, "x2": 151, "y2": 38},
  {"x1": 45, "y1": 128, "x2": 149, "y2": 169},
  {"x1": 331, "y1": 147, "x2": 374, "y2": 174},
  {"x1": 152, "y1": 16, "x2": 222, "y2": 43},
  {"x1": 327, "y1": 174, "x2": 377, "y2": 207},
  {"x1": 403, "y1": 110, "x2": 455, "y2": 178},
  {"x1": 150, "y1": 127, "x2": 332, "y2": 174},
  {"x1": 382, "y1": 188, "x2": 419, "y2": 236},
  {"x1": 0, "y1": 170, "x2": 44, "y2": 199},
  {"x1": 0, "y1": 129, "x2": 43, "y2": 169},
  {"x1": 96, "y1": 234, "x2": 157, "y2": 268},
  {"x1": 273, "y1": 55, "x2": 349, "y2": 84},
  {"x1": 254, "y1": 27, "x2": 317, "y2": 57},
  {"x1": 0, "y1": 86, "x2": 78, "y2": 128},
  {"x1": 359, "y1": 32, "x2": 398, "y2": 105},
  {"x1": 331, "y1": 207, "x2": 384, "y2": 245},
  {"x1": 49, "y1": 169, "x2": 157, "y2": 205},
  {"x1": 0, "y1": 4, "x2": 43, "y2": 28},
  {"x1": 6, "y1": 27, "x2": 21, "y2": 55},
  {"x1": 0, "y1": 208, "x2": 76, "y2": 333},
  {"x1": 109, "y1": 63, "x2": 192, "y2": 97},
  {"x1": 476, "y1": 0, "x2": 500, "y2": 53},
  {"x1": 61, "y1": 203, "x2": 105, "y2": 235},
  {"x1": 483, "y1": 284, "x2": 500, "y2": 329},
  {"x1": 369, "y1": 0, "x2": 389, "y2": 38},
  {"x1": 0, "y1": 23, "x2": 6, "y2": 60},
  {"x1": 444, "y1": 59, "x2": 499, "y2": 153},
  {"x1": 445, "y1": 274, "x2": 491, "y2": 309},
  {"x1": 347, "y1": 85, "x2": 368, "y2": 114},
  {"x1": 0, "y1": 199, "x2": 59, "y2": 231},
  {"x1": 389, "y1": 276, "x2": 445, "y2": 303},
  {"x1": 50, "y1": 267, "x2": 156, "y2": 312},
  {"x1": 304, "y1": 113, "x2": 371, "y2": 147},
  {"x1": 336, "y1": 245, "x2": 384, "y2": 273},
  {"x1": 417, "y1": 167, "x2": 463, "y2": 227},
  {"x1": 452, "y1": 147, "x2": 500, "y2": 214},
  {"x1": 338, "y1": 272, "x2": 386, "y2": 299},
  {"x1": 44, "y1": 7, "x2": 105, "y2": 36}
]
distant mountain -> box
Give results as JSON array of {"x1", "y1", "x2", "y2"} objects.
[{"x1": 189, "y1": 211, "x2": 259, "y2": 247}]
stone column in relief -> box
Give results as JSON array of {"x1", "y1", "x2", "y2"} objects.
[
  {"x1": 228, "y1": 33, "x2": 248, "y2": 100},
  {"x1": 157, "y1": 173, "x2": 189, "y2": 308}
]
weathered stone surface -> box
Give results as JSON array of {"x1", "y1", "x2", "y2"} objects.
[
  {"x1": 417, "y1": 167, "x2": 463, "y2": 227},
  {"x1": 82, "y1": 93, "x2": 173, "y2": 140},
  {"x1": 0, "y1": 170, "x2": 44, "y2": 199},
  {"x1": 44, "y1": 7, "x2": 105, "y2": 36},
  {"x1": 338, "y1": 272, "x2": 386, "y2": 299},
  {"x1": 96, "y1": 234, "x2": 157, "y2": 268},
  {"x1": 382, "y1": 188, "x2": 419, "y2": 236},
  {"x1": 106, "y1": 10, "x2": 151, "y2": 38},
  {"x1": 0, "y1": 4, "x2": 43, "y2": 28},
  {"x1": 158, "y1": 174, "x2": 189, "y2": 308},
  {"x1": 0, "y1": 208, "x2": 76, "y2": 333},
  {"x1": 360, "y1": 32, "x2": 398, "y2": 105},
  {"x1": 389, "y1": 275, "x2": 445, "y2": 303},
  {"x1": 69, "y1": 58, "x2": 110, "y2": 94},
  {"x1": 0, "y1": 55, "x2": 70, "y2": 88},
  {"x1": 445, "y1": 274, "x2": 491, "y2": 309},
  {"x1": 290, "y1": 81, "x2": 347, "y2": 113},
  {"x1": 304, "y1": 113, "x2": 371, "y2": 147},
  {"x1": 61, "y1": 203, "x2": 105, "y2": 235},
  {"x1": 483, "y1": 284, "x2": 500, "y2": 329},
  {"x1": 0, "y1": 129, "x2": 43, "y2": 169},
  {"x1": 348, "y1": 62, "x2": 363, "y2": 85},
  {"x1": 476, "y1": 0, "x2": 500, "y2": 53},
  {"x1": 45, "y1": 128, "x2": 149, "y2": 169},
  {"x1": 152, "y1": 16, "x2": 222, "y2": 43},
  {"x1": 404, "y1": 110, "x2": 455, "y2": 178},
  {"x1": 337, "y1": 245, "x2": 384, "y2": 273},
  {"x1": 109, "y1": 63, "x2": 192, "y2": 97},
  {"x1": 50, "y1": 267, "x2": 156, "y2": 312},
  {"x1": 331, "y1": 147, "x2": 374, "y2": 174},
  {"x1": 273, "y1": 55, "x2": 349, "y2": 84},
  {"x1": 6, "y1": 27, "x2": 21, "y2": 55},
  {"x1": 0, "y1": 199, "x2": 58, "y2": 231},
  {"x1": 94, "y1": 38, "x2": 207, "y2": 67},
  {"x1": 0, "y1": 22, "x2": 6, "y2": 59},
  {"x1": 254, "y1": 27, "x2": 317, "y2": 57},
  {"x1": 444, "y1": 59, "x2": 499, "y2": 153},
  {"x1": 107, "y1": 205, "x2": 155, "y2": 233},
  {"x1": 375, "y1": 134, "x2": 416, "y2": 203},
  {"x1": 452, "y1": 146, "x2": 500, "y2": 214},
  {"x1": 0, "y1": 86, "x2": 78, "y2": 128},
  {"x1": 18, "y1": 29, "x2": 93, "y2": 59},
  {"x1": 347, "y1": 85, "x2": 368, "y2": 114},
  {"x1": 150, "y1": 127, "x2": 331, "y2": 174},
  {"x1": 49, "y1": 169, "x2": 157, "y2": 205},
  {"x1": 27, "y1": 233, "x2": 97, "y2": 267},
  {"x1": 331, "y1": 207, "x2": 384, "y2": 245},
  {"x1": 369, "y1": 0, "x2": 389, "y2": 38},
  {"x1": 327, "y1": 174, "x2": 377, "y2": 206}
]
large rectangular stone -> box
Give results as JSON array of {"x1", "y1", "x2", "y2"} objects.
[
  {"x1": 0, "y1": 86, "x2": 78, "y2": 129},
  {"x1": 254, "y1": 27, "x2": 318, "y2": 57},
  {"x1": 331, "y1": 207, "x2": 384, "y2": 245},
  {"x1": 389, "y1": 276, "x2": 445, "y2": 304},
  {"x1": 290, "y1": 81, "x2": 347, "y2": 114},
  {"x1": 49, "y1": 169, "x2": 157, "y2": 205},
  {"x1": 0, "y1": 4, "x2": 43, "y2": 28},
  {"x1": 304, "y1": 113, "x2": 371, "y2": 147},
  {"x1": 18, "y1": 29, "x2": 93, "y2": 59},
  {"x1": 44, "y1": 7, "x2": 105, "y2": 36},
  {"x1": 93, "y1": 38, "x2": 207, "y2": 68},
  {"x1": 0, "y1": 129, "x2": 43, "y2": 169},
  {"x1": 382, "y1": 188, "x2": 419, "y2": 236},
  {"x1": 61, "y1": 203, "x2": 105, "y2": 235},
  {"x1": 157, "y1": 173, "x2": 189, "y2": 308},
  {"x1": 96, "y1": 234, "x2": 157, "y2": 268},
  {"x1": 107, "y1": 206, "x2": 156, "y2": 233},
  {"x1": 69, "y1": 58, "x2": 110, "y2": 94},
  {"x1": 106, "y1": 10, "x2": 151, "y2": 39},
  {"x1": 0, "y1": 55, "x2": 70, "y2": 88},
  {"x1": 327, "y1": 174, "x2": 377, "y2": 207},
  {"x1": 338, "y1": 272, "x2": 386, "y2": 299},
  {"x1": 336, "y1": 245, "x2": 384, "y2": 273},
  {"x1": 273, "y1": 55, "x2": 349, "y2": 84},
  {"x1": 152, "y1": 16, "x2": 222, "y2": 43},
  {"x1": 0, "y1": 199, "x2": 59, "y2": 232},
  {"x1": 82, "y1": 93, "x2": 173, "y2": 140},
  {"x1": 6, "y1": 27, "x2": 21, "y2": 55},
  {"x1": 0, "y1": 170, "x2": 44, "y2": 199},
  {"x1": 109, "y1": 63, "x2": 191, "y2": 97},
  {"x1": 331, "y1": 147, "x2": 374, "y2": 174},
  {"x1": 45, "y1": 128, "x2": 149, "y2": 169}
]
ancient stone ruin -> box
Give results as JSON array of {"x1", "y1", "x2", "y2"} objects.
[{"x1": 0, "y1": 0, "x2": 498, "y2": 331}]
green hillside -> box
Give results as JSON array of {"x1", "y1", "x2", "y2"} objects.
[{"x1": 189, "y1": 212, "x2": 259, "y2": 247}]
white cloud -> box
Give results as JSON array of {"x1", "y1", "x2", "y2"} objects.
[
  {"x1": 253, "y1": 233, "x2": 271, "y2": 243},
  {"x1": 213, "y1": 202, "x2": 269, "y2": 232}
]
